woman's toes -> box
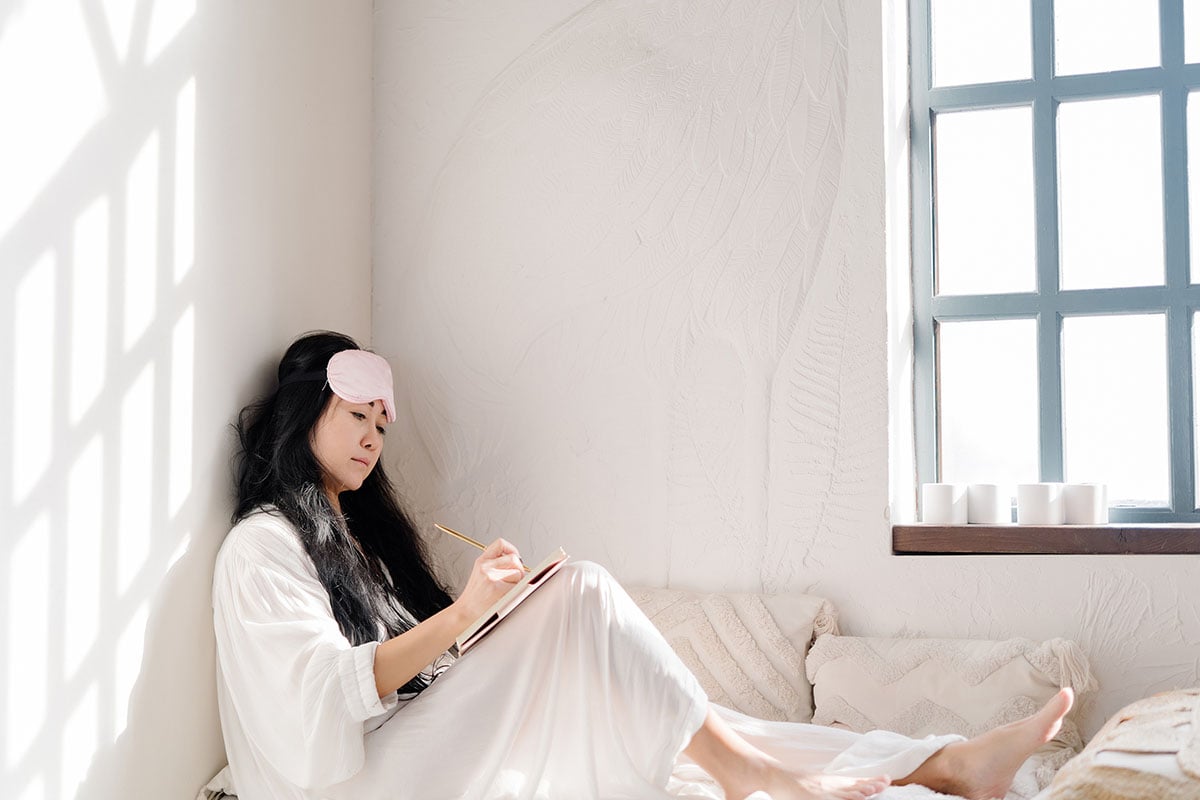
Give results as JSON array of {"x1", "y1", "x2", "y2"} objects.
[{"x1": 848, "y1": 775, "x2": 889, "y2": 798}]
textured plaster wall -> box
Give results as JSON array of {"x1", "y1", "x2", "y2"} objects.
[
  {"x1": 0, "y1": 2, "x2": 372, "y2": 796},
  {"x1": 373, "y1": 0, "x2": 1200, "y2": 737}
]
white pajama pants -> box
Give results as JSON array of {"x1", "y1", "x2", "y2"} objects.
[{"x1": 328, "y1": 562, "x2": 961, "y2": 800}]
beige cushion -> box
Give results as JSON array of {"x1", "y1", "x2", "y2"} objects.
[
  {"x1": 806, "y1": 634, "x2": 1097, "y2": 797},
  {"x1": 627, "y1": 587, "x2": 838, "y2": 722},
  {"x1": 1041, "y1": 689, "x2": 1200, "y2": 800}
]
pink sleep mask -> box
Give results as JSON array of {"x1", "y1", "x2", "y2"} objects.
[
  {"x1": 326, "y1": 350, "x2": 396, "y2": 422},
  {"x1": 280, "y1": 349, "x2": 396, "y2": 422}
]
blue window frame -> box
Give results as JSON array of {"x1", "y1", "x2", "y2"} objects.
[{"x1": 911, "y1": 0, "x2": 1200, "y2": 522}]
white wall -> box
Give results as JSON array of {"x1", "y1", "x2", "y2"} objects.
[
  {"x1": 0, "y1": 1, "x2": 372, "y2": 797},
  {"x1": 373, "y1": 0, "x2": 1200, "y2": 739},
  {"x1": 9, "y1": 1, "x2": 1192, "y2": 793}
]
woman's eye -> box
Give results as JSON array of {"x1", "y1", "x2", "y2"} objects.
[
  {"x1": 351, "y1": 412, "x2": 366, "y2": 420},
  {"x1": 376, "y1": 426, "x2": 387, "y2": 436}
]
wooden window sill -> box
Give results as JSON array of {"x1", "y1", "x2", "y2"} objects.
[{"x1": 893, "y1": 524, "x2": 1200, "y2": 555}]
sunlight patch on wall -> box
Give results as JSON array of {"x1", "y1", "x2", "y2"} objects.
[
  {"x1": 117, "y1": 363, "x2": 154, "y2": 594},
  {"x1": 123, "y1": 131, "x2": 159, "y2": 350},
  {"x1": 12, "y1": 253, "x2": 55, "y2": 504},
  {"x1": 5, "y1": 514, "x2": 50, "y2": 770},
  {"x1": 99, "y1": 0, "x2": 138, "y2": 61},
  {"x1": 15, "y1": 775, "x2": 43, "y2": 800},
  {"x1": 1, "y1": 0, "x2": 203, "y2": 790},
  {"x1": 70, "y1": 198, "x2": 110, "y2": 424},
  {"x1": 147, "y1": 0, "x2": 196, "y2": 64},
  {"x1": 113, "y1": 602, "x2": 149, "y2": 738},
  {"x1": 66, "y1": 436, "x2": 104, "y2": 678},
  {"x1": 166, "y1": 530, "x2": 191, "y2": 571},
  {"x1": 0, "y1": 0, "x2": 106, "y2": 237},
  {"x1": 169, "y1": 306, "x2": 194, "y2": 517},
  {"x1": 60, "y1": 682, "x2": 98, "y2": 798},
  {"x1": 174, "y1": 78, "x2": 196, "y2": 283}
]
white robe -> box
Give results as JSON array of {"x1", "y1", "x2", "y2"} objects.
[{"x1": 211, "y1": 511, "x2": 961, "y2": 800}]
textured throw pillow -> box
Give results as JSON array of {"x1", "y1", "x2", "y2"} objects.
[
  {"x1": 1041, "y1": 689, "x2": 1200, "y2": 800},
  {"x1": 626, "y1": 587, "x2": 839, "y2": 723},
  {"x1": 805, "y1": 634, "x2": 1097, "y2": 797}
]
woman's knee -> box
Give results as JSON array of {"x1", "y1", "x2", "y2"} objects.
[
  {"x1": 560, "y1": 559, "x2": 609, "y2": 581},
  {"x1": 550, "y1": 560, "x2": 623, "y2": 613},
  {"x1": 558, "y1": 560, "x2": 617, "y2": 594}
]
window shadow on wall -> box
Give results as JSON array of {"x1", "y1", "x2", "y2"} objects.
[{"x1": 0, "y1": 0, "x2": 216, "y2": 797}]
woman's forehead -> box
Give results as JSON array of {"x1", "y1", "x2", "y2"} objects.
[{"x1": 332, "y1": 395, "x2": 389, "y2": 420}]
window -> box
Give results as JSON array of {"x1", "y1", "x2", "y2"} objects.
[{"x1": 910, "y1": 0, "x2": 1200, "y2": 524}]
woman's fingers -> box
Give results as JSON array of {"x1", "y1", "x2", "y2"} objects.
[
  {"x1": 454, "y1": 542, "x2": 529, "y2": 623},
  {"x1": 478, "y1": 538, "x2": 524, "y2": 580},
  {"x1": 481, "y1": 537, "x2": 519, "y2": 558},
  {"x1": 483, "y1": 553, "x2": 525, "y2": 582}
]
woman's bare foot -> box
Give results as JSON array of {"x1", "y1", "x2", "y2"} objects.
[
  {"x1": 684, "y1": 707, "x2": 889, "y2": 800},
  {"x1": 898, "y1": 687, "x2": 1074, "y2": 800},
  {"x1": 721, "y1": 758, "x2": 890, "y2": 800}
]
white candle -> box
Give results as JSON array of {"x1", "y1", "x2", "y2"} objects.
[
  {"x1": 968, "y1": 484, "x2": 1010, "y2": 524},
  {"x1": 1064, "y1": 483, "x2": 1108, "y2": 524},
  {"x1": 922, "y1": 483, "x2": 968, "y2": 524},
  {"x1": 1016, "y1": 483, "x2": 1064, "y2": 525}
]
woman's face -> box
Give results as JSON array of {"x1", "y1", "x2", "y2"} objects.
[{"x1": 310, "y1": 395, "x2": 388, "y2": 499}]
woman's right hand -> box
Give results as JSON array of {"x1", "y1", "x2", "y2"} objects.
[{"x1": 452, "y1": 538, "x2": 526, "y2": 625}]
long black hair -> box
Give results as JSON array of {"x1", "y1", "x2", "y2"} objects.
[{"x1": 233, "y1": 331, "x2": 453, "y2": 694}]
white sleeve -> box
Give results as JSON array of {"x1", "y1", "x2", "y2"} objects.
[{"x1": 212, "y1": 523, "x2": 398, "y2": 790}]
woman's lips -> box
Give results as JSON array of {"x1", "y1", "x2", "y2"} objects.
[{"x1": 351, "y1": 457, "x2": 370, "y2": 467}]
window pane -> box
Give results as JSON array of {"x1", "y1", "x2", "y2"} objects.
[
  {"x1": 938, "y1": 319, "x2": 1039, "y2": 486},
  {"x1": 1063, "y1": 314, "x2": 1169, "y2": 506},
  {"x1": 1189, "y1": 93, "x2": 1200, "y2": 282},
  {"x1": 1058, "y1": 95, "x2": 1164, "y2": 290},
  {"x1": 1054, "y1": 0, "x2": 1160, "y2": 76},
  {"x1": 1187, "y1": 0, "x2": 1200, "y2": 64},
  {"x1": 934, "y1": 107, "x2": 1036, "y2": 295},
  {"x1": 931, "y1": 0, "x2": 1031, "y2": 86},
  {"x1": 1194, "y1": 313, "x2": 1200, "y2": 507}
]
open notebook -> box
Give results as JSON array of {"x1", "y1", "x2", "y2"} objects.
[{"x1": 457, "y1": 547, "x2": 570, "y2": 654}]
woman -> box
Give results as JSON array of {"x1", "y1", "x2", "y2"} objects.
[{"x1": 213, "y1": 331, "x2": 1073, "y2": 800}]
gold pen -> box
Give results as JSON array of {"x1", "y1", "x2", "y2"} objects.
[{"x1": 435, "y1": 523, "x2": 531, "y2": 573}]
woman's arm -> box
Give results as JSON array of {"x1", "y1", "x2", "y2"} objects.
[
  {"x1": 373, "y1": 537, "x2": 525, "y2": 696},
  {"x1": 372, "y1": 603, "x2": 470, "y2": 696},
  {"x1": 215, "y1": 520, "x2": 398, "y2": 789}
]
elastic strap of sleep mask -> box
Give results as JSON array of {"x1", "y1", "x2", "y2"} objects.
[
  {"x1": 278, "y1": 370, "x2": 327, "y2": 387},
  {"x1": 277, "y1": 350, "x2": 396, "y2": 423}
]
